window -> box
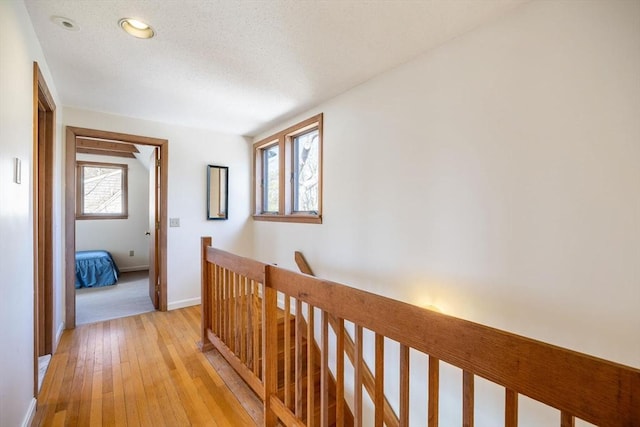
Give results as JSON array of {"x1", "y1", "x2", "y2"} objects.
[
  {"x1": 253, "y1": 114, "x2": 323, "y2": 223},
  {"x1": 76, "y1": 161, "x2": 128, "y2": 219},
  {"x1": 263, "y1": 143, "x2": 280, "y2": 213}
]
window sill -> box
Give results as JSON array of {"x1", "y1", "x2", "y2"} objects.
[{"x1": 253, "y1": 214, "x2": 322, "y2": 224}]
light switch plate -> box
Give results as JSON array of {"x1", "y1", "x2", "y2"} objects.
[{"x1": 169, "y1": 218, "x2": 180, "y2": 227}]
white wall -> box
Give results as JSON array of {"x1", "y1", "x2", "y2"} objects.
[
  {"x1": 64, "y1": 107, "x2": 253, "y2": 309},
  {"x1": 76, "y1": 153, "x2": 150, "y2": 271},
  {"x1": 0, "y1": 1, "x2": 64, "y2": 426},
  {"x1": 252, "y1": 0, "x2": 640, "y2": 424}
]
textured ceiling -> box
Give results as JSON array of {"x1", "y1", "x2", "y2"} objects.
[{"x1": 24, "y1": 0, "x2": 528, "y2": 136}]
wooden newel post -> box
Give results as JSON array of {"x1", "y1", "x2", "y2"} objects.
[{"x1": 199, "y1": 236, "x2": 214, "y2": 352}]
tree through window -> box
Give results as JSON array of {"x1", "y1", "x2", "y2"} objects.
[{"x1": 76, "y1": 161, "x2": 128, "y2": 219}]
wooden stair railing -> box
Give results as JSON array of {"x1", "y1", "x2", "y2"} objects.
[
  {"x1": 294, "y1": 251, "x2": 399, "y2": 427},
  {"x1": 202, "y1": 238, "x2": 640, "y2": 426},
  {"x1": 200, "y1": 237, "x2": 267, "y2": 398},
  {"x1": 200, "y1": 237, "x2": 353, "y2": 426},
  {"x1": 262, "y1": 265, "x2": 639, "y2": 426}
]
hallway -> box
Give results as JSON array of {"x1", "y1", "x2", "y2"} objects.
[{"x1": 33, "y1": 306, "x2": 258, "y2": 426}]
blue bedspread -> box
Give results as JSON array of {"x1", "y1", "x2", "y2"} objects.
[{"x1": 75, "y1": 250, "x2": 120, "y2": 289}]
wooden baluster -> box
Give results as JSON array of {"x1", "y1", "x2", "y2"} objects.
[
  {"x1": 235, "y1": 273, "x2": 241, "y2": 353},
  {"x1": 336, "y1": 317, "x2": 345, "y2": 427},
  {"x1": 295, "y1": 298, "x2": 304, "y2": 419},
  {"x1": 230, "y1": 272, "x2": 235, "y2": 353},
  {"x1": 321, "y1": 310, "x2": 329, "y2": 427},
  {"x1": 463, "y1": 371, "x2": 474, "y2": 427},
  {"x1": 561, "y1": 412, "x2": 575, "y2": 427},
  {"x1": 219, "y1": 267, "x2": 225, "y2": 341},
  {"x1": 246, "y1": 278, "x2": 254, "y2": 371},
  {"x1": 246, "y1": 276, "x2": 251, "y2": 364},
  {"x1": 505, "y1": 389, "x2": 518, "y2": 427},
  {"x1": 235, "y1": 273, "x2": 241, "y2": 354},
  {"x1": 263, "y1": 275, "x2": 278, "y2": 427},
  {"x1": 354, "y1": 325, "x2": 363, "y2": 427},
  {"x1": 284, "y1": 296, "x2": 292, "y2": 410},
  {"x1": 226, "y1": 269, "x2": 232, "y2": 351},
  {"x1": 220, "y1": 267, "x2": 225, "y2": 341},
  {"x1": 374, "y1": 333, "x2": 384, "y2": 427},
  {"x1": 428, "y1": 356, "x2": 439, "y2": 427},
  {"x1": 228, "y1": 271, "x2": 233, "y2": 349},
  {"x1": 229, "y1": 270, "x2": 233, "y2": 349},
  {"x1": 399, "y1": 344, "x2": 409, "y2": 427},
  {"x1": 240, "y1": 275, "x2": 247, "y2": 364},
  {"x1": 225, "y1": 268, "x2": 231, "y2": 344},
  {"x1": 216, "y1": 265, "x2": 222, "y2": 337},
  {"x1": 252, "y1": 280, "x2": 260, "y2": 376},
  {"x1": 307, "y1": 304, "x2": 315, "y2": 427},
  {"x1": 212, "y1": 264, "x2": 217, "y2": 335},
  {"x1": 231, "y1": 272, "x2": 236, "y2": 353},
  {"x1": 256, "y1": 279, "x2": 264, "y2": 384}
]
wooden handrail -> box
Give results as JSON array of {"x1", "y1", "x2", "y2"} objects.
[
  {"x1": 294, "y1": 251, "x2": 400, "y2": 427},
  {"x1": 294, "y1": 251, "x2": 314, "y2": 276}
]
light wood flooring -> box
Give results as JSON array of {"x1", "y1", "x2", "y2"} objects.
[{"x1": 33, "y1": 306, "x2": 260, "y2": 426}]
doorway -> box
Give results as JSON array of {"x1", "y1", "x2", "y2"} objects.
[
  {"x1": 64, "y1": 127, "x2": 168, "y2": 329},
  {"x1": 33, "y1": 63, "x2": 55, "y2": 395}
]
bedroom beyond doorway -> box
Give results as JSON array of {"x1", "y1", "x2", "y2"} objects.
[{"x1": 75, "y1": 270, "x2": 154, "y2": 325}]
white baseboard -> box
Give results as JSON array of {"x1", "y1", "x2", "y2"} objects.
[
  {"x1": 119, "y1": 265, "x2": 149, "y2": 273},
  {"x1": 55, "y1": 321, "x2": 65, "y2": 349},
  {"x1": 21, "y1": 398, "x2": 37, "y2": 427},
  {"x1": 168, "y1": 297, "x2": 201, "y2": 310}
]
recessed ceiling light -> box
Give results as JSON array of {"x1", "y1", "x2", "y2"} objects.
[
  {"x1": 119, "y1": 18, "x2": 155, "y2": 39},
  {"x1": 51, "y1": 16, "x2": 79, "y2": 31}
]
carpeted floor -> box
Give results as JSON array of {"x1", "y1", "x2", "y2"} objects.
[{"x1": 76, "y1": 270, "x2": 155, "y2": 325}]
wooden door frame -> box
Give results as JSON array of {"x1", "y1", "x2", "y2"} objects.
[
  {"x1": 33, "y1": 62, "x2": 56, "y2": 395},
  {"x1": 65, "y1": 127, "x2": 168, "y2": 328}
]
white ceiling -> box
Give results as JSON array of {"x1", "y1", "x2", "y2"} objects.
[{"x1": 24, "y1": 0, "x2": 528, "y2": 137}]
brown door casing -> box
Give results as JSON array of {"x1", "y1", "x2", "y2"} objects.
[
  {"x1": 148, "y1": 146, "x2": 160, "y2": 309},
  {"x1": 33, "y1": 62, "x2": 56, "y2": 395},
  {"x1": 65, "y1": 127, "x2": 168, "y2": 328}
]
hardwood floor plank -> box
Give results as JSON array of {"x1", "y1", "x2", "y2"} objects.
[
  {"x1": 138, "y1": 314, "x2": 176, "y2": 427},
  {"x1": 90, "y1": 323, "x2": 107, "y2": 426},
  {"x1": 102, "y1": 321, "x2": 114, "y2": 394},
  {"x1": 34, "y1": 306, "x2": 255, "y2": 427},
  {"x1": 124, "y1": 316, "x2": 157, "y2": 427},
  {"x1": 101, "y1": 391, "x2": 115, "y2": 427},
  {"x1": 80, "y1": 323, "x2": 97, "y2": 424},
  {"x1": 51, "y1": 410, "x2": 66, "y2": 427},
  {"x1": 101, "y1": 322, "x2": 115, "y2": 426},
  {"x1": 165, "y1": 342, "x2": 214, "y2": 425},
  {"x1": 66, "y1": 324, "x2": 90, "y2": 425},
  {"x1": 110, "y1": 319, "x2": 128, "y2": 426}
]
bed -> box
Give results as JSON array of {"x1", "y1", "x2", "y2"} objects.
[{"x1": 75, "y1": 250, "x2": 120, "y2": 289}]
